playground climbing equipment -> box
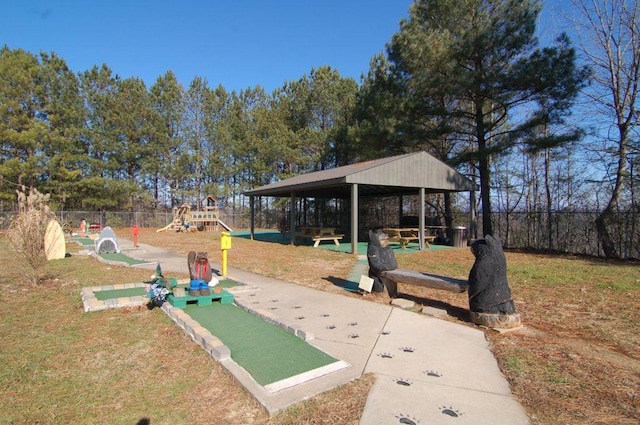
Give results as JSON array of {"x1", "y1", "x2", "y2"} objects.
[{"x1": 157, "y1": 196, "x2": 231, "y2": 232}]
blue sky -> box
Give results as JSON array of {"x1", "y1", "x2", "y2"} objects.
[
  {"x1": 1, "y1": 1, "x2": 570, "y2": 93},
  {"x1": 1, "y1": 1, "x2": 414, "y2": 93}
]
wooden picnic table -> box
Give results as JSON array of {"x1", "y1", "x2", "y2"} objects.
[
  {"x1": 295, "y1": 227, "x2": 344, "y2": 247},
  {"x1": 383, "y1": 228, "x2": 436, "y2": 249}
]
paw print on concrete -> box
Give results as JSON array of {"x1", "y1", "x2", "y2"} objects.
[
  {"x1": 393, "y1": 378, "x2": 412, "y2": 387},
  {"x1": 400, "y1": 347, "x2": 414, "y2": 353},
  {"x1": 440, "y1": 405, "x2": 463, "y2": 417},
  {"x1": 377, "y1": 352, "x2": 394, "y2": 359},
  {"x1": 348, "y1": 333, "x2": 360, "y2": 339},
  {"x1": 320, "y1": 313, "x2": 330, "y2": 317},
  {"x1": 295, "y1": 316, "x2": 305, "y2": 320},
  {"x1": 423, "y1": 370, "x2": 442, "y2": 378},
  {"x1": 381, "y1": 330, "x2": 390, "y2": 335},
  {"x1": 394, "y1": 413, "x2": 420, "y2": 424},
  {"x1": 327, "y1": 324, "x2": 336, "y2": 330},
  {"x1": 348, "y1": 321, "x2": 358, "y2": 326}
]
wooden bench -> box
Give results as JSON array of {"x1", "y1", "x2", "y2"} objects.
[{"x1": 379, "y1": 269, "x2": 468, "y2": 298}]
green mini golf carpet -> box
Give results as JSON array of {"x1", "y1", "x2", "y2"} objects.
[
  {"x1": 98, "y1": 252, "x2": 153, "y2": 265},
  {"x1": 95, "y1": 287, "x2": 146, "y2": 300},
  {"x1": 75, "y1": 237, "x2": 96, "y2": 246},
  {"x1": 184, "y1": 303, "x2": 340, "y2": 387},
  {"x1": 94, "y1": 280, "x2": 239, "y2": 300}
]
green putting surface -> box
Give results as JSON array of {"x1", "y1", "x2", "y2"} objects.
[
  {"x1": 231, "y1": 230, "x2": 456, "y2": 254},
  {"x1": 184, "y1": 303, "x2": 338, "y2": 386},
  {"x1": 98, "y1": 252, "x2": 153, "y2": 265},
  {"x1": 94, "y1": 279, "x2": 239, "y2": 300},
  {"x1": 75, "y1": 237, "x2": 95, "y2": 246},
  {"x1": 95, "y1": 287, "x2": 146, "y2": 300}
]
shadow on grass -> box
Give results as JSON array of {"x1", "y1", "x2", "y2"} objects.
[{"x1": 324, "y1": 276, "x2": 361, "y2": 292}]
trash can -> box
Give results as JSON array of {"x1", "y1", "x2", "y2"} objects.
[{"x1": 451, "y1": 226, "x2": 468, "y2": 247}]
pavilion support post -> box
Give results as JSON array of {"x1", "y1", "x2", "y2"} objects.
[
  {"x1": 419, "y1": 188, "x2": 426, "y2": 250},
  {"x1": 470, "y1": 191, "x2": 477, "y2": 240},
  {"x1": 398, "y1": 195, "x2": 403, "y2": 227},
  {"x1": 290, "y1": 192, "x2": 296, "y2": 245},
  {"x1": 351, "y1": 184, "x2": 359, "y2": 255},
  {"x1": 250, "y1": 196, "x2": 255, "y2": 240}
]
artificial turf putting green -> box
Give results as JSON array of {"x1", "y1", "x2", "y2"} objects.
[
  {"x1": 184, "y1": 303, "x2": 338, "y2": 386},
  {"x1": 94, "y1": 287, "x2": 146, "y2": 300},
  {"x1": 93, "y1": 280, "x2": 238, "y2": 300},
  {"x1": 98, "y1": 252, "x2": 154, "y2": 265}
]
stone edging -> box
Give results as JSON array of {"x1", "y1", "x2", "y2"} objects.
[
  {"x1": 80, "y1": 282, "x2": 148, "y2": 312},
  {"x1": 160, "y1": 302, "x2": 231, "y2": 361}
]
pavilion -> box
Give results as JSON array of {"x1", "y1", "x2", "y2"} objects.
[{"x1": 244, "y1": 151, "x2": 478, "y2": 255}]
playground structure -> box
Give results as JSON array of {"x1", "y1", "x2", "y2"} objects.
[{"x1": 157, "y1": 196, "x2": 232, "y2": 233}]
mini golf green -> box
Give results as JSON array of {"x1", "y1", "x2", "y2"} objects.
[
  {"x1": 94, "y1": 287, "x2": 146, "y2": 300},
  {"x1": 94, "y1": 280, "x2": 238, "y2": 300},
  {"x1": 184, "y1": 303, "x2": 338, "y2": 387},
  {"x1": 75, "y1": 237, "x2": 95, "y2": 246},
  {"x1": 98, "y1": 252, "x2": 153, "y2": 265}
]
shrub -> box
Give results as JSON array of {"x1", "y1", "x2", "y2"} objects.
[{"x1": 6, "y1": 186, "x2": 57, "y2": 283}]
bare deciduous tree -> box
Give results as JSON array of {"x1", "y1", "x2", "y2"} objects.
[{"x1": 573, "y1": 0, "x2": 640, "y2": 258}]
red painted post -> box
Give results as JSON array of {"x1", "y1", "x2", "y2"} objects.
[{"x1": 132, "y1": 225, "x2": 139, "y2": 248}]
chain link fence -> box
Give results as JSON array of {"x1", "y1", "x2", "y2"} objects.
[
  {"x1": 1, "y1": 209, "x2": 638, "y2": 259},
  {"x1": 0, "y1": 210, "x2": 252, "y2": 232}
]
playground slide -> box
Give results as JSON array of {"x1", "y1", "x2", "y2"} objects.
[
  {"x1": 156, "y1": 223, "x2": 173, "y2": 233},
  {"x1": 218, "y1": 220, "x2": 233, "y2": 232}
]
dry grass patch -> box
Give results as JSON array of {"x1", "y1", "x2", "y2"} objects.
[
  {"x1": 0, "y1": 233, "x2": 372, "y2": 424},
  {"x1": 3, "y1": 226, "x2": 639, "y2": 424}
]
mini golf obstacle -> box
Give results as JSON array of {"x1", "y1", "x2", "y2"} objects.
[
  {"x1": 95, "y1": 226, "x2": 120, "y2": 254},
  {"x1": 167, "y1": 289, "x2": 234, "y2": 307},
  {"x1": 44, "y1": 219, "x2": 66, "y2": 260}
]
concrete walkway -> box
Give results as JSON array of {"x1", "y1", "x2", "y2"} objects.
[{"x1": 115, "y1": 238, "x2": 530, "y2": 425}]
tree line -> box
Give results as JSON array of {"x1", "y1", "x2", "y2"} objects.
[{"x1": 1, "y1": 0, "x2": 638, "y2": 258}]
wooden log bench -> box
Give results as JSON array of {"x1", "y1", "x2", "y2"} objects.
[{"x1": 379, "y1": 269, "x2": 468, "y2": 298}]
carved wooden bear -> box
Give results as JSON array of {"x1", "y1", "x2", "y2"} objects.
[
  {"x1": 367, "y1": 228, "x2": 398, "y2": 293},
  {"x1": 468, "y1": 235, "x2": 521, "y2": 328}
]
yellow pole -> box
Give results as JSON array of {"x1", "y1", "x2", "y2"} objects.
[{"x1": 222, "y1": 249, "x2": 228, "y2": 277}]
